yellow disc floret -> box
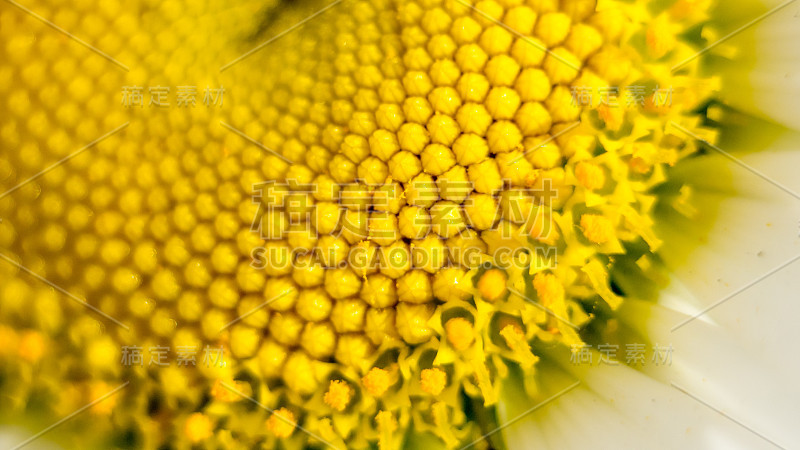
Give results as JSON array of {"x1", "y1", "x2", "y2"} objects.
[
  {"x1": 266, "y1": 408, "x2": 296, "y2": 438},
  {"x1": 420, "y1": 367, "x2": 447, "y2": 396},
  {"x1": 324, "y1": 380, "x2": 354, "y2": 412}
]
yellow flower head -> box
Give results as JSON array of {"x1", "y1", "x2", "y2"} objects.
[{"x1": 0, "y1": 0, "x2": 724, "y2": 447}]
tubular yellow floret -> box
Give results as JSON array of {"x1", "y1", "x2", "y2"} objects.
[
  {"x1": 0, "y1": 0, "x2": 719, "y2": 446},
  {"x1": 478, "y1": 268, "x2": 507, "y2": 302},
  {"x1": 500, "y1": 325, "x2": 538, "y2": 368},
  {"x1": 445, "y1": 317, "x2": 475, "y2": 351}
]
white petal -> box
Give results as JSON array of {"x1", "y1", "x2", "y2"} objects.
[
  {"x1": 657, "y1": 133, "x2": 800, "y2": 372},
  {"x1": 500, "y1": 357, "x2": 783, "y2": 449},
  {"x1": 718, "y1": 0, "x2": 800, "y2": 130},
  {"x1": 501, "y1": 137, "x2": 800, "y2": 449}
]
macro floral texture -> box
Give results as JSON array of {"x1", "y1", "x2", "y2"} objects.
[{"x1": 0, "y1": 0, "x2": 798, "y2": 449}]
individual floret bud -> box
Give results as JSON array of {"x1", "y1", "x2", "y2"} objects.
[
  {"x1": 282, "y1": 351, "x2": 320, "y2": 396},
  {"x1": 229, "y1": 325, "x2": 261, "y2": 359},
  {"x1": 515, "y1": 69, "x2": 552, "y2": 103},
  {"x1": 258, "y1": 339, "x2": 289, "y2": 378},
  {"x1": 504, "y1": 6, "x2": 538, "y2": 34},
  {"x1": 486, "y1": 87, "x2": 521, "y2": 120},
  {"x1": 426, "y1": 114, "x2": 461, "y2": 146},
  {"x1": 360, "y1": 273, "x2": 398, "y2": 308},
  {"x1": 330, "y1": 298, "x2": 368, "y2": 333},
  {"x1": 316, "y1": 235, "x2": 350, "y2": 268},
  {"x1": 510, "y1": 37, "x2": 547, "y2": 68},
  {"x1": 269, "y1": 312, "x2": 305, "y2": 347},
  {"x1": 373, "y1": 181, "x2": 406, "y2": 214},
  {"x1": 398, "y1": 206, "x2": 432, "y2": 240},
  {"x1": 396, "y1": 269, "x2": 434, "y2": 303},
  {"x1": 468, "y1": 159, "x2": 504, "y2": 194},
  {"x1": 301, "y1": 322, "x2": 338, "y2": 359},
  {"x1": 335, "y1": 333, "x2": 374, "y2": 370},
  {"x1": 236, "y1": 295, "x2": 270, "y2": 328},
  {"x1": 447, "y1": 229, "x2": 491, "y2": 268},
  {"x1": 292, "y1": 253, "x2": 325, "y2": 288},
  {"x1": 535, "y1": 12, "x2": 572, "y2": 47},
  {"x1": 296, "y1": 288, "x2": 334, "y2": 322},
  {"x1": 463, "y1": 193, "x2": 501, "y2": 230},
  {"x1": 429, "y1": 201, "x2": 467, "y2": 238},
  {"x1": 368, "y1": 212, "x2": 400, "y2": 247},
  {"x1": 437, "y1": 165, "x2": 471, "y2": 204},
  {"x1": 379, "y1": 240, "x2": 411, "y2": 279},
  {"x1": 456, "y1": 73, "x2": 490, "y2": 103},
  {"x1": 395, "y1": 302, "x2": 436, "y2": 344},
  {"x1": 433, "y1": 267, "x2": 473, "y2": 302},
  {"x1": 403, "y1": 97, "x2": 434, "y2": 124},
  {"x1": 329, "y1": 154, "x2": 358, "y2": 183},
  {"x1": 405, "y1": 173, "x2": 439, "y2": 208},
  {"x1": 450, "y1": 16, "x2": 482, "y2": 44},
  {"x1": 487, "y1": 121, "x2": 523, "y2": 153},
  {"x1": 452, "y1": 133, "x2": 489, "y2": 166},
  {"x1": 340, "y1": 183, "x2": 372, "y2": 211},
  {"x1": 515, "y1": 102, "x2": 553, "y2": 137},
  {"x1": 543, "y1": 47, "x2": 581, "y2": 84},
  {"x1": 565, "y1": 23, "x2": 604, "y2": 61},
  {"x1": 388, "y1": 150, "x2": 423, "y2": 183},
  {"x1": 370, "y1": 129, "x2": 401, "y2": 161},
  {"x1": 421, "y1": 143, "x2": 457, "y2": 176},
  {"x1": 428, "y1": 86, "x2": 462, "y2": 116},
  {"x1": 455, "y1": 43, "x2": 488, "y2": 72},
  {"x1": 340, "y1": 210, "x2": 369, "y2": 244},
  {"x1": 397, "y1": 123, "x2": 430, "y2": 155},
  {"x1": 313, "y1": 202, "x2": 343, "y2": 235},
  {"x1": 358, "y1": 156, "x2": 390, "y2": 186},
  {"x1": 325, "y1": 267, "x2": 363, "y2": 299},
  {"x1": 365, "y1": 308, "x2": 401, "y2": 345},
  {"x1": 479, "y1": 26, "x2": 513, "y2": 56}
]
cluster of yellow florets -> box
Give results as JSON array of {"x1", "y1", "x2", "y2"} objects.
[{"x1": 0, "y1": 0, "x2": 721, "y2": 448}]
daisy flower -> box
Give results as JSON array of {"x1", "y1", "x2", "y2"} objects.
[{"x1": 0, "y1": 0, "x2": 797, "y2": 449}]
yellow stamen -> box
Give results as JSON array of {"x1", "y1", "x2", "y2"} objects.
[
  {"x1": 420, "y1": 368, "x2": 447, "y2": 396},
  {"x1": 533, "y1": 272, "x2": 565, "y2": 307},
  {"x1": 376, "y1": 410, "x2": 397, "y2": 450},
  {"x1": 362, "y1": 367, "x2": 392, "y2": 397},
  {"x1": 580, "y1": 214, "x2": 615, "y2": 244},
  {"x1": 266, "y1": 407, "x2": 296, "y2": 438},
  {"x1": 500, "y1": 325, "x2": 538, "y2": 369},
  {"x1": 323, "y1": 380, "x2": 354, "y2": 412}
]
